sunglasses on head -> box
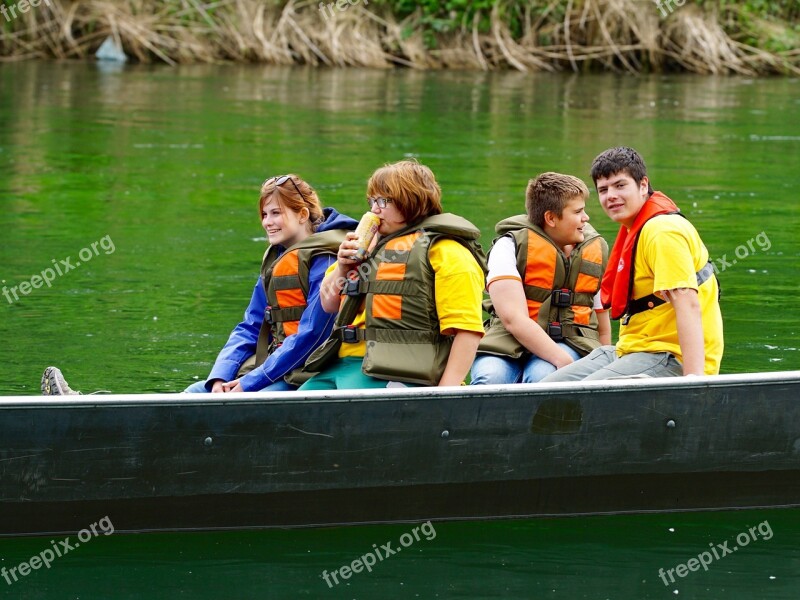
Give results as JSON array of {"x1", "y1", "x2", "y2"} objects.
[{"x1": 264, "y1": 175, "x2": 309, "y2": 203}]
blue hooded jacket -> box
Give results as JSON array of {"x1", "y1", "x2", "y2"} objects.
[{"x1": 203, "y1": 207, "x2": 358, "y2": 391}]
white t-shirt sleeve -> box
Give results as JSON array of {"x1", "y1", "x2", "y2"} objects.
[
  {"x1": 593, "y1": 291, "x2": 604, "y2": 311},
  {"x1": 486, "y1": 235, "x2": 522, "y2": 287}
]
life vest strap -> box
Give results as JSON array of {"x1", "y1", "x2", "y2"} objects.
[
  {"x1": 266, "y1": 305, "x2": 304, "y2": 324},
  {"x1": 547, "y1": 323, "x2": 599, "y2": 341},
  {"x1": 345, "y1": 279, "x2": 418, "y2": 297},
  {"x1": 622, "y1": 261, "x2": 715, "y2": 324},
  {"x1": 333, "y1": 326, "x2": 444, "y2": 344}
]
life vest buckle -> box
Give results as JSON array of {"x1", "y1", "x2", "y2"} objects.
[
  {"x1": 547, "y1": 322, "x2": 564, "y2": 340},
  {"x1": 551, "y1": 288, "x2": 573, "y2": 307},
  {"x1": 343, "y1": 279, "x2": 361, "y2": 297},
  {"x1": 264, "y1": 306, "x2": 273, "y2": 324},
  {"x1": 341, "y1": 326, "x2": 359, "y2": 343}
]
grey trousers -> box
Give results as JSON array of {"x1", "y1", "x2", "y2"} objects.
[{"x1": 539, "y1": 345, "x2": 684, "y2": 382}]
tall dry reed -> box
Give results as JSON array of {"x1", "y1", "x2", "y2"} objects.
[{"x1": 0, "y1": 0, "x2": 797, "y2": 74}]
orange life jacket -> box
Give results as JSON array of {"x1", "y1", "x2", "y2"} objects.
[
  {"x1": 479, "y1": 217, "x2": 608, "y2": 358},
  {"x1": 600, "y1": 192, "x2": 680, "y2": 320},
  {"x1": 255, "y1": 229, "x2": 347, "y2": 366},
  {"x1": 519, "y1": 228, "x2": 606, "y2": 329},
  {"x1": 300, "y1": 214, "x2": 487, "y2": 386}
]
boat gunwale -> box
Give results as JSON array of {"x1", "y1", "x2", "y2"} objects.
[{"x1": 2, "y1": 370, "x2": 798, "y2": 409}]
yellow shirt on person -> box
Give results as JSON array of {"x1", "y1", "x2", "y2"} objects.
[
  {"x1": 616, "y1": 214, "x2": 723, "y2": 374},
  {"x1": 331, "y1": 239, "x2": 485, "y2": 359}
]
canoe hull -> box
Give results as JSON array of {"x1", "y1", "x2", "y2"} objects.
[{"x1": 2, "y1": 371, "x2": 799, "y2": 536}]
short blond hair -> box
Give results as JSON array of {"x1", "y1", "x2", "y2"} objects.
[{"x1": 526, "y1": 172, "x2": 589, "y2": 228}]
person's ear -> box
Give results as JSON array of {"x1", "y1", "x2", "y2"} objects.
[
  {"x1": 640, "y1": 175, "x2": 649, "y2": 195},
  {"x1": 543, "y1": 210, "x2": 558, "y2": 228},
  {"x1": 299, "y1": 207, "x2": 310, "y2": 224}
]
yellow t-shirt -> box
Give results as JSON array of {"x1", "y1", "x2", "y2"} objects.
[
  {"x1": 616, "y1": 214, "x2": 723, "y2": 374},
  {"x1": 335, "y1": 238, "x2": 485, "y2": 358}
]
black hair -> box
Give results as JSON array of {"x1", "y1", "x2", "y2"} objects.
[{"x1": 590, "y1": 147, "x2": 654, "y2": 194}]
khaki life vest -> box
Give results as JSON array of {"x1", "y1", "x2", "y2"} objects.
[
  {"x1": 254, "y1": 229, "x2": 348, "y2": 382},
  {"x1": 478, "y1": 215, "x2": 608, "y2": 358},
  {"x1": 298, "y1": 213, "x2": 487, "y2": 386}
]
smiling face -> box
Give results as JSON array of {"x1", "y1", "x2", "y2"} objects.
[
  {"x1": 595, "y1": 171, "x2": 650, "y2": 229},
  {"x1": 544, "y1": 196, "x2": 590, "y2": 249},
  {"x1": 261, "y1": 197, "x2": 310, "y2": 248}
]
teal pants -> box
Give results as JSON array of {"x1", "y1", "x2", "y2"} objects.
[{"x1": 299, "y1": 357, "x2": 420, "y2": 391}]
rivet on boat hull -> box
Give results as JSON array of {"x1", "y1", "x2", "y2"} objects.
[
  {"x1": 204, "y1": 436, "x2": 213, "y2": 446},
  {"x1": 441, "y1": 430, "x2": 449, "y2": 439},
  {"x1": 666, "y1": 420, "x2": 676, "y2": 429}
]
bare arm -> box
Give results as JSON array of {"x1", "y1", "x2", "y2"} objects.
[
  {"x1": 490, "y1": 278, "x2": 575, "y2": 369},
  {"x1": 597, "y1": 310, "x2": 612, "y2": 346},
  {"x1": 438, "y1": 330, "x2": 483, "y2": 386},
  {"x1": 320, "y1": 232, "x2": 362, "y2": 314},
  {"x1": 665, "y1": 287, "x2": 705, "y2": 375}
]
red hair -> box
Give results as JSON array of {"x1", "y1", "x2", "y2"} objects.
[
  {"x1": 366, "y1": 159, "x2": 442, "y2": 226},
  {"x1": 259, "y1": 175, "x2": 324, "y2": 230}
]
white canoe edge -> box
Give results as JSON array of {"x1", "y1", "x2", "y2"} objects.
[{"x1": 2, "y1": 369, "x2": 799, "y2": 408}]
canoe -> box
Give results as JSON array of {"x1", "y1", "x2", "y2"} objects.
[{"x1": 2, "y1": 370, "x2": 799, "y2": 537}]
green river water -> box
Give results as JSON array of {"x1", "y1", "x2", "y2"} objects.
[{"x1": 1, "y1": 62, "x2": 799, "y2": 598}]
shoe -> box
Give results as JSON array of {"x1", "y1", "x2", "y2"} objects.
[{"x1": 41, "y1": 366, "x2": 82, "y2": 396}]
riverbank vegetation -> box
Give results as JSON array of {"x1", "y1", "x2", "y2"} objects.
[{"x1": 1, "y1": 0, "x2": 797, "y2": 74}]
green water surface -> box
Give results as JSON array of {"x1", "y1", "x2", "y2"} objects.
[{"x1": 1, "y1": 62, "x2": 799, "y2": 599}]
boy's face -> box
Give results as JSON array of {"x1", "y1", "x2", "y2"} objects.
[
  {"x1": 547, "y1": 196, "x2": 589, "y2": 249},
  {"x1": 595, "y1": 171, "x2": 649, "y2": 229}
]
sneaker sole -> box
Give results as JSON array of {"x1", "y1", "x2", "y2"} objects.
[
  {"x1": 41, "y1": 366, "x2": 69, "y2": 395},
  {"x1": 41, "y1": 366, "x2": 58, "y2": 395}
]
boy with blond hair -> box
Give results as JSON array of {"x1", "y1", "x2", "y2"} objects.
[{"x1": 472, "y1": 172, "x2": 610, "y2": 384}]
